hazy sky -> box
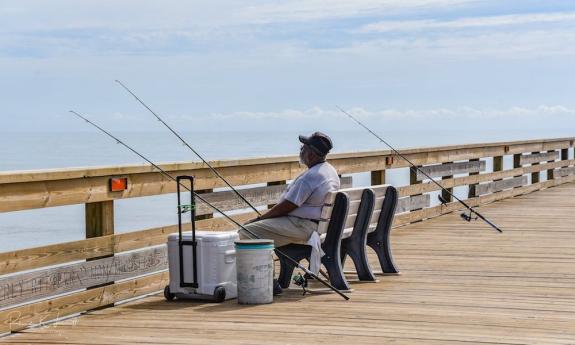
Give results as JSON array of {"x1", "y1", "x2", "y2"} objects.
[{"x1": 1, "y1": 0, "x2": 574, "y2": 133}]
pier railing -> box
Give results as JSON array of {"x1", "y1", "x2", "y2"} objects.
[{"x1": 1, "y1": 137, "x2": 574, "y2": 334}]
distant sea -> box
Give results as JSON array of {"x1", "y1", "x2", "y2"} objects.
[{"x1": 1, "y1": 129, "x2": 572, "y2": 252}]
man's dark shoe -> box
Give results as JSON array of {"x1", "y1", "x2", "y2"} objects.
[{"x1": 273, "y1": 279, "x2": 283, "y2": 296}]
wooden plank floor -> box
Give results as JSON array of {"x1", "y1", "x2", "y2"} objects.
[{"x1": 3, "y1": 183, "x2": 575, "y2": 345}]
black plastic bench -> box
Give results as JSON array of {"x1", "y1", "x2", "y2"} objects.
[{"x1": 276, "y1": 185, "x2": 398, "y2": 290}]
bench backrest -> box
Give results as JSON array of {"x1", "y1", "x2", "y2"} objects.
[
  {"x1": 369, "y1": 185, "x2": 392, "y2": 227},
  {"x1": 368, "y1": 184, "x2": 398, "y2": 235},
  {"x1": 318, "y1": 186, "x2": 368, "y2": 235}
]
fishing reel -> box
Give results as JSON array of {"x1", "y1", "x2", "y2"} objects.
[
  {"x1": 460, "y1": 210, "x2": 478, "y2": 222},
  {"x1": 178, "y1": 204, "x2": 194, "y2": 214},
  {"x1": 292, "y1": 273, "x2": 309, "y2": 296}
]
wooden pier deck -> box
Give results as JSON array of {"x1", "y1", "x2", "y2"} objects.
[{"x1": 3, "y1": 182, "x2": 574, "y2": 345}]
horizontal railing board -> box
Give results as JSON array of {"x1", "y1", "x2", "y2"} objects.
[
  {"x1": 2, "y1": 137, "x2": 572, "y2": 184},
  {"x1": 396, "y1": 194, "x2": 431, "y2": 214},
  {"x1": 0, "y1": 247, "x2": 167, "y2": 310},
  {"x1": 476, "y1": 176, "x2": 529, "y2": 196},
  {"x1": 369, "y1": 194, "x2": 431, "y2": 224},
  {"x1": 416, "y1": 161, "x2": 486, "y2": 181},
  {"x1": 519, "y1": 151, "x2": 559, "y2": 165},
  {"x1": 0, "y1": 271, "x2": 168, "y2": 334},
  {"x1": 556, "y1": 166, "x2": 575, "y2": 177},
  {"x1": 1, "y1": 139, "x2": 573, "y2": 213}
]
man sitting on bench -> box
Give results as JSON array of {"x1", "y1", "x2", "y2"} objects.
[{"x1": 238, "y1": 132, "x2": 340, "y2": 292}]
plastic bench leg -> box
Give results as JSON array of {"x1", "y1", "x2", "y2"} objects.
[
  {"x1": 367, "y1": 232, "x2": 399, "y2": 274},
  {"x1": 342, "y1": 237, "x2": 376, "y2": 281},
  {"x1": 321, "y1": 243, "x2": 350, "y2": 291}
]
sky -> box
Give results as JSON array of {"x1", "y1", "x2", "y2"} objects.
[{"x1": 0, "y1": 0, "x2": 574, "y2": 133}]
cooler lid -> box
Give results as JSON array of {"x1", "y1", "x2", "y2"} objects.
[{"x1": 168, "y1": 230, "x2": 239, "y2": 242}]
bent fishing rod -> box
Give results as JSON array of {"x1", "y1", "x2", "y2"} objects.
[
  {"x1": 336, "y1": 106, "x2": 502, "y2": 233},
  {"x1": 69, "y1": 110, "x2": 350, "y2": 300},
  {"x1": 114, "y1": 80, "x2": 262, "y2": 218}
]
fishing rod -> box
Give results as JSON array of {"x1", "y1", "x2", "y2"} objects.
[
  {"x1": 69, "y1": 110, "x2": 350, "y2": 300},
  {"x1": 114, "y1": 80, "x2": 262, "y2": 218},
  {"x1": 336, "y1": 106, "x2": 503, "y2": 233},
  {"x1": 116, "y1": 81, "x2": 332, "y2": 282}
]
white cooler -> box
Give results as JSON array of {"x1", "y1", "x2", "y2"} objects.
[{"x1": 165, "y1": 230, "x2": 239, "y2": 301}]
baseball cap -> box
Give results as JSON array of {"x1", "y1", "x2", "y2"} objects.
[{"x1": 298, "y1": 131, "x2": 333, "y2": 156}]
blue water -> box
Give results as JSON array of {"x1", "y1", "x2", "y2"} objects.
[{"x1": 0, "y1": 129, "x2": 572, "y2": 252}]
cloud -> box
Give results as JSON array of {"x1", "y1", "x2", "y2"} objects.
[
  {"x1": 329, "y1": 27, "x2": 575, "y2": 58},
  {"x1": 181, "y1": 105, "x2": 575, "y2": 122},
  {"x1": 240, "y1": 0, "x2": 476, "y2": 23},
  {"x1": 359, "y1": 12, "x2": 575, "y2": 33}
]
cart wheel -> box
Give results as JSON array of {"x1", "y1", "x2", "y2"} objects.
[
  {"x1": 214, "y1": 286, "x2": 226, "y2": 303},
  {"x1": 164, "y1": 285, "x2": 175, "y2": 301}
]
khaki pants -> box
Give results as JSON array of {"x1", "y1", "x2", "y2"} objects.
[{"x1": 238, "y1": 216, "x2": 318, "y2": 248}]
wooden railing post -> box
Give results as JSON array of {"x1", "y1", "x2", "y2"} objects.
[
  {"x1": 468, "y1": 158, "x2": 480, "y2": 198},
  {"x1": 410, "y1": 167, "x2": 423, "y2": 222},
  {"x1": 561, "y1": 148, "x2": 569, "y2": 162},
  {"x1": 531, "y1": 151, "x2": 540, "y2": 184},
  {"x1": 371, "y1": 170, "x2": 385, "y2": 185},
  {"x1": 547, "y1": 150, "x2": 556, "y2": 180},
  {"x1": 85, "y1": 200, "x2": 115, "y2": 309},
  {"x1": 512, "y1": 153, "x2": 524, "y2": 195},
  {"x1": 86, "y1": 201, "x2": 114, "y2": 239},
  {"x1": 513, "y1": 154, "x2": 521, "y2": 170},
  {"x1": 441, "y1": 162, "x2": 453, "y2": 203}
]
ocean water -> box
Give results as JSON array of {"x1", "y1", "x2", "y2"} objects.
[{"x1": 0, "y1": 129, "x2": 572, "y2": 252}]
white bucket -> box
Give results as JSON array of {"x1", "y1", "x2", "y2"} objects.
[{"x1": 235, "y1": 239, "x2": 274, "y2": 304}]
